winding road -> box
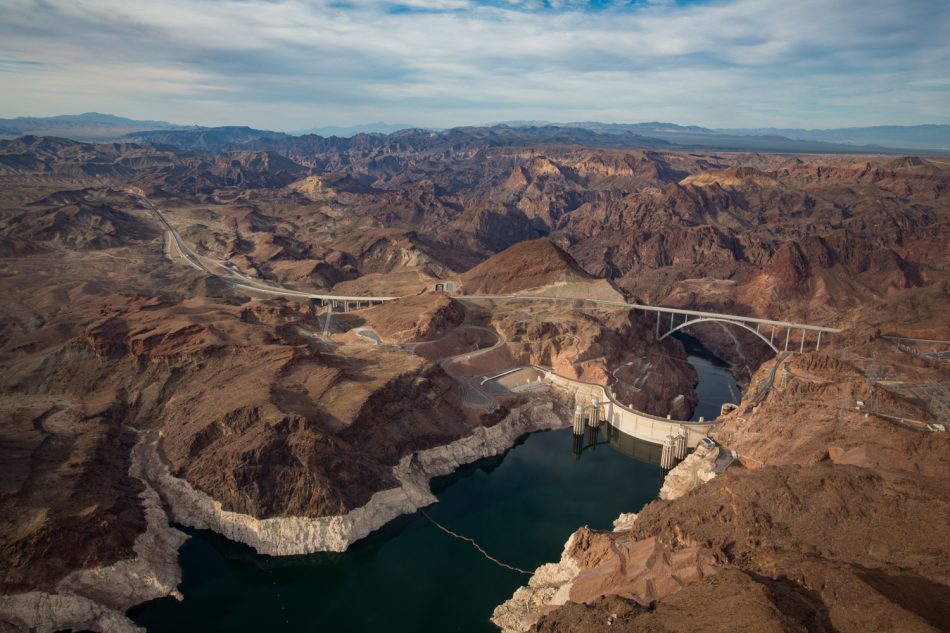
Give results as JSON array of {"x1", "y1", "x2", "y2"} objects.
[
  {"x1": 435, "y1": 326, "x2": 508, "y2": 410},
  {"x1": 131, "y1": 190, "x2": 841, "y2": 346},
  {"x1": 134, "y1": 190, "x2": 398, "y2": 303},
  {"x1": 133, "y1": 190, "x2": 757, "y2": 437}
]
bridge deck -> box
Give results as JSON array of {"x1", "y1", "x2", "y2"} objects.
[
  {"x1": 135, "y1": 191, "x2": 840, "y2": 335},
  {"x1": 464, "y1": 294, "x2": 841, "y2": 334}
]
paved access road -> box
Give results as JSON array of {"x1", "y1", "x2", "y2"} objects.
[{"x1": 131, "y1": 190, "x2": 840, "y2": 342}]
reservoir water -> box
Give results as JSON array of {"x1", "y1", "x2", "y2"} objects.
[
  {"x1": 689, "y1": 354, "x2": 740, "y2": 421},
  {"x1": 129, "y1": 355, "x2": 736, "y2": 632}
]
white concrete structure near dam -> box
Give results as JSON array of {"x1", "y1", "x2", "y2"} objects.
[{"x1": 494, "y1": 366, "x2": 718, "y2": 450}]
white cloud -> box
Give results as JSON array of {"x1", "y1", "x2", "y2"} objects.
[{"x1": 0, "y1": 0, "x2": 947, "y2": 128}]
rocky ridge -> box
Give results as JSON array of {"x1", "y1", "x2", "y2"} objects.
[
  {"x1": 494, "y1": 324, "x2": 950, "y2": 633},
  {"x1": 2, "y1": 134, "x2": 949, "y2": 631},
  {"x1": 145, "y1": 398, "x2": 565, "y2": 555}
]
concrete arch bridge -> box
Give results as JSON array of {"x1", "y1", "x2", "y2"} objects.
[
  {"x1": 464, "y1": 294, "x2": 841, "y2": 354},
  {"x1": 652, "y1": 309, "x2": 839, "y2": 354}
]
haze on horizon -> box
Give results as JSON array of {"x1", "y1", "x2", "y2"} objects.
[{"x1": 1, "y1": 0, "x2": 948, "y2": 132}]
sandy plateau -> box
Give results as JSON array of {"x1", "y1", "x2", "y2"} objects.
[{"x1": 1, "y1": 132, "x2": 949, "y2": 631}]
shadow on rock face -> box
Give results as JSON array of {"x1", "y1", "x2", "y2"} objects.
[
  {"x1": 747, "y1": 572, "x2": 836, "y2": 633},
  {"x1": 854, "y1": 567, "x2": 950, "y2": 632}
]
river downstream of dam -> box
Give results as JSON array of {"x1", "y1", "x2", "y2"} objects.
[{"x1": 130, "y1": 355, "x2": 737, "y2": 632}]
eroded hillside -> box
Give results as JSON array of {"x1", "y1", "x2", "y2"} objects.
[{"x1": 0, "y1": 130, "x2": 948, "y2": 631}]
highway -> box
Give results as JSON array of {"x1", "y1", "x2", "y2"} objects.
[
  {"x1": 436, "y1": 326, "x2": 508, "y2": 410},
  {"x1": 131, "y1": 190, "x2": 841, "y2": 341},
  {"x1": 750, "y1": 351, "x2": 792, "y2": 406},
  {"x1": 133, "y1": 190, "x2": 800, "y2": 439},
  {"x1": 133, "y1": 189, "x2": 398, "y2": 303},
  {"x1": 464, "y1": 294, "x2": 841, "y2": 335}
]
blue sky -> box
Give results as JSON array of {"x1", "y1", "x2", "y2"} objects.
[{"x1": 0, "y1": 0, "x2": 947, "y2": 130}]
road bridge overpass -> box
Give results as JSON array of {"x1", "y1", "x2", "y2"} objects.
[
  {"x1": 464, "y1": 294, "x2": 841, "y2": 354},
  {"x1": 134, "y1": 190, "x2": 841, "y2": 352}
]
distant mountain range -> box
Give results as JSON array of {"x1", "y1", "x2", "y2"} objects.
[
  {"x1": 2, "y1": 112, "x2": 948, "y2": 154},
  {"x1": 718, "y1": 124, "x2": 950, "y2": 151},
  {"x1": 0, "y1": 112, "x2": 186, "y2": 141},
  {"x1": 124, "y1": 126, "x2": 288, "y2": 148},
  {"x1": 504, "y1": 120, "x2": 950, "y2": 152},
  {"x1": 290, "y1": 122, "x2": 419, "y2": 136},
  {"x1": 0, "y1": 113, "x2": 419, "y2": 142}
]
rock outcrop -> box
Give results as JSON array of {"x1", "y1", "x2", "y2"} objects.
[
  {"x1": 3, "y1": 132, "x2": 950, "y2": 632},
  {"x1": 495, "y1": 325, "x2": 950, "y2": 633},
  {"x1": 658, "y1": 443, "x2": 731, "y2": 500},
  {"x1": 459, "y1": 238, "x2": 596, "y2": 295},
  {"x1": 146, "y1": 400, "x2": 565, "y2": 555},
  {"x1": 0, "y1": 431, "x2": 185, "y2": 633},
  {"x1": 494, "y1": 516, "x2": 720, "y2": 633},
  {"x1": 346, "y1": 293, "x2": 465, "y2": 343}
]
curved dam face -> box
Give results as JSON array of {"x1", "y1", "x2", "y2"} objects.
[{"x1": 130, "y1": 358, "x2": 736, "y2": 632}]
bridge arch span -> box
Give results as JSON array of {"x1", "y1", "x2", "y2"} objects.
[{"x1": 658, "y1": 317, "x2": 779, "y2": 353}]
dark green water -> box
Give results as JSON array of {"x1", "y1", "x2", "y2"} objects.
[
  {"x1": 689, "y1": 355, "x2": 740, "y2": 422},
  {"x1": 676, "y1": 333, "x2": 742, "y2": 422},
  {"x1": 130, "y1": 358, "x2": 734, "y2": 632}
]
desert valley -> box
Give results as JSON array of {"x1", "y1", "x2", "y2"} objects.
[{"x1": 0, "y1": 120, "x2": 947, "y2": 632}]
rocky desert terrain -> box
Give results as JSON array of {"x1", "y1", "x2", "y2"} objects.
[{"x1": 0, "y1": 127, "x2": 948, "y2": 631}]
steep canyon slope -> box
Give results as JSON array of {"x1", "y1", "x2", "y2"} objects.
[{"x1": 1, "y1": 130, "x2": 949, "y2": 631}]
